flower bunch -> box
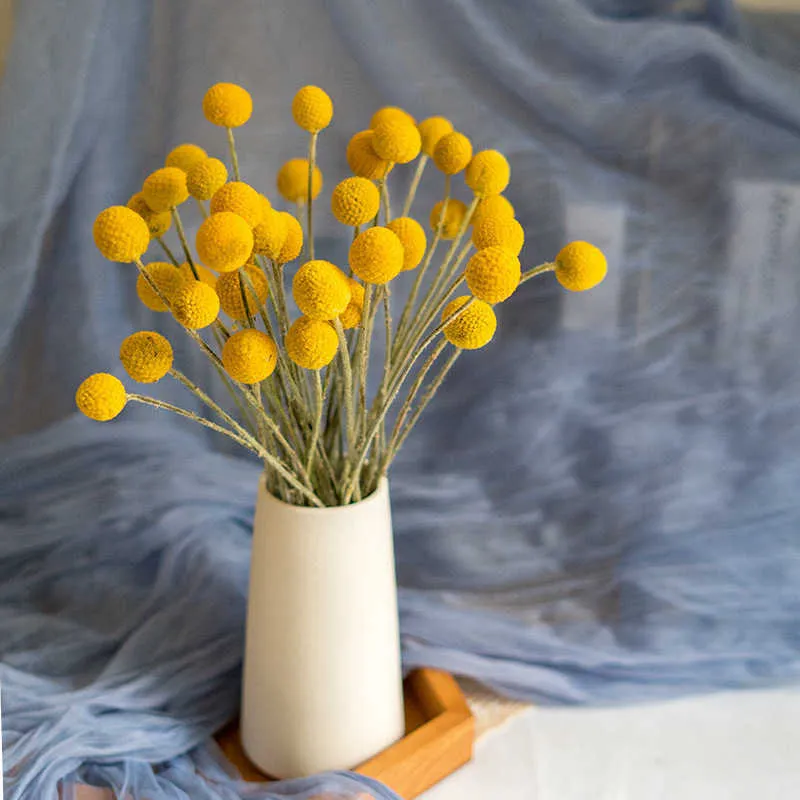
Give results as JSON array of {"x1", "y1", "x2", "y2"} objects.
[{"x1": 79, "y1": 82, "x2": 607, "y2": 507}]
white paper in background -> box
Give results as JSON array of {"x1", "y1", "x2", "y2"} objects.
[{"x1": 561, "y1": 203, "x2": 626, "y2": 333}]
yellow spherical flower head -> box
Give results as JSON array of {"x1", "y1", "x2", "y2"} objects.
[
  {"x1": 222, "y1": 329, "x2": 278, "y2": 384},
  {"x1": 472, "y1": 216, "x2": 524, "y2": 256},
  {"x1": 136, "y1": 262, "x2": 185, "y2": 311},
  {"x1": 349, "y1": 226, "x2": 404, "y2": 285},
  {"x1": 187, "y1": 157, "x2": 228, "y2": 201},
  {"x1": 292, "y1": 85, "x2": 333, "y2": 133},
  {"x1": 75, "y1": 373, "x2": 127, "y2": 422},
  {"x1": 339, "y1": 278, "x2": 365, "y2": 330},
  {"x1": 119, "y1": 331, "x2": 174, "y2": 383},
  {"x1": 93, "y1": 206, "x2": 150, "y2": 263},
  {"x1": 127, "y1": 193, "x2": 172, "y2": 239},
  {"x1": 346, "y1": 131, "x2": 393, "y2": 181},
  {"x1": 372, "y1": 119, "x2": 421, "y2": 164},
  {"x1": 293, "y1": 259, "x2": 351, "y2": 320},
  {"x1": 386, "y1": 217, "x2": 426, "y2": 271},
  {"x1": 165, "y1": 143, "x2": 208, "y2": 173},
  {"x1": 203, "y1": 82, "x2": 253, "y2": 128},
  {"x1": 370, "y1": 107, "x2": 415, "y2": 128},
  {"x1": 285, "y1": 317, "x2": 338, "y2": 370},
  {"x1": 331, "y1": 177, "x2": 380, "y2": 227},
  {"x1": 418, "y1": 116, "x2": 453, "y2": 158},
  {"x1": 471, "y1": 194, "x2": 515, "y2": 228},
  {"x1": 465, "y1": 246, "x2": 521, "y2": 304},
  {"x1": 196, "y1": 211, "x2": 254, "y2": 273},
  {"x1": 258, "y1": 193, "x2": 272, "y2": 218},
  {"x1": 178, "y1": 261, "x2": 218, "y2": 289},
  {"x1": 252, "y1": 207, "x2": 287, "y2": 259},
  {"x1": 465, "y1": 150, "x2": 511, "y2": 197},
  {"x1": 442, "y1": 296, "x2": 497, "y2": 350},
  {"x1": 171, "y1": 280, "x2": 220, "y2": 329},
  {"x1": 210, "y1": 181, "x2": 263, "y2": 228},
  {"x1": 433, "y1": 131, "x2": 473, "y2": 175},
  {"x1": 555, "y1": 241, "x2": 607, "y2": 292},
  {"x1": 429, "y1": 198, "x2": 468, "y2": 239},
  {"x1": 275, "y1": 212, "x2": 304, "y2": 264},
  {"x1": 277, "y1": 158, "x2": 323, "y2": 203},
  {"x1": 216, "y1": 263, "x2": 269, "y2": 321},
  {"x1": 142, "y1": 167, "x2": 189, "y2": 212}
]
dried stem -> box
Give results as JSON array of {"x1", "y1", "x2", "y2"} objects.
[
  {"x1": 226, "y1": 127, "x2": 241, "y2": 181},
  {"x1": 307, "y1": 132, "x2": 318, "y2": 260},
  {"x1": 171, "y1": 207, "x2": 198, "y2": 278},
  {"x1": 401, "y1": 155, "x2": 428, "y2": 217}
]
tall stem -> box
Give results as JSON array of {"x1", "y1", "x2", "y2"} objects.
[
  {"x1": 306, "y1": 370, "x2": 324, "y2": 475},
  {"x1": 334, "y1": 319, "x2": 356, "y2": 456},
  {"x1": 306, "y1": 132, "x2": 318, "y2": 260},
  {"x1": 194, "y1": 198, "x2": 209, "y2": 219},
  {"x1": 171, "y1": 208, "x2": 198, "y2": 278},
  {"x1": 156, "y1": 237, "x2": 180, "y2": 266},
  {"x1": 226, "y1": 127, "x2": 241, "y2": 181},
  {"x1": 401, "y1": 155, "x2": 428, "y2": 218}
]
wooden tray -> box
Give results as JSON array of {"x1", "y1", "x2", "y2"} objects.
[{"x1": 216, "y1": 668, "x2": 475, "y2": 798}]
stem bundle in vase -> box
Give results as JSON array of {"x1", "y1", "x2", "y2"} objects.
[{"x1": 79, "y1": 83, "x2": 607, "y2": 507}]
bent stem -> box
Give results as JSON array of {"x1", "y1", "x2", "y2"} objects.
[{"x1": 521, "y1": 262, "x2": 555, "y2": 284}]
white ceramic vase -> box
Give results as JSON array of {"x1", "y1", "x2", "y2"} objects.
[{"x1": 240, "y1": 477, "x2": 405, "y2": 778}]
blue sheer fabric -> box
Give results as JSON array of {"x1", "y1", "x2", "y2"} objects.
[{"x1": 2, "y1": 0, "x2": 800, "y2": 797}]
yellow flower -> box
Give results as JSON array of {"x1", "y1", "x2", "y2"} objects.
[
  {"x1": 258, "y1": 193, "x2": 272, "y2": 218},
  {"x1": 339, "y1": 278, "x2": 365, "y2": 330},
  {"x1": 370, "y1": 106, "x2": 415, "y2": 128},
  {"x1": 222, "y1": 329, "x2": 278, "y2": 383},
  {"x1": 465, "y1": 150, "x2": 510, "y2": 197},
  {"x1": 165, "y1": 143, "x2": 208, "y2": 173},
  {"x1": 136, "y1": 262, "x2": 185, "y2": 311},
  {"x1": 331, "y1": 177, "x2": 380, "y2": 227},
  {"x1": 442, "y1": 296, "x2": 497, "y2": 350},
  {"x1": 203, "y1": 82, "x2": 253, "y2": 128},
  {"x1": 386, "y1": 216, "x2": 427, "y2": 270},
  {"x1": 418, "y1": 116, "x2": 453, "y2": 158},
  {"x1": 171, "y1": 280, "x2": 220, "y2": 329},
  {"x1": 75, "y1": 373, "x2": 127, "y2": 421},
  {"x1": 433, "y1": 131, "x2": 473, "y2": 175},
  {"x1": 275, "y1": 212, "x2": 304, "y2": 264},
  {"x1": 285, "y1": 316, "x2": 338, "y2": 370},
  {"x1": 216, "y1": 263, "x2": 270, "y2": 321},
  {"x1": 195, "y1": 211, "x2": 254, "y2": 273},
  {"x1": 93, "y1": 206, "x2": 150, "y2": 263},
  {"x1": 126, "y1": 193, "x2": 172, "y2": 239},
  {"x1": 429, "y1": 198, "x2": 468, "y2": 239},
  {"x1": 554, "y1": 241, "x2": 607, "y2": 292},
  {"x1": 372, "y1": 119, "x2": 421, "y2": 164},
  {"x1": 186, "y1": 157, "x2": 228, "y2": 201},
  {"x1": 119, "y1": 331, "x2": 174, "y2": 383},
  {"x1": 142, "y1": 167, "x2": 189, "y2": 212},
  {"x1": 292, "y1": 85, "x2": 333, "y2": 133},
  {"x1": 346, "y1": 130, "x2": 393, "y2": 180},
  {"x1": 252, "y1": 207, "x2": 288, "y2": 259},
  {"x1": 277, "y1": 158, "x2": 323, "y2": 203},
  {"x1": 465, "y1": 246, "x2": 521, "y2": 304},
  {"x1": 210, "y1": 181, "x2": 264, "y2": 228},
  {"x1": 349, "y1": 226, "x2": 404, "y2": 285},
  {"x1": 178, "y1": 261, "x2": 218, "y2": 289},
  {"x1": 472, "y1": 216, "x2": 524, "y2": 256},
  {"x1": 471, "y1": 194, "x2": 515, "y2": 227},
  {"x1": 293, "y1": 259, "x2": 351, "y2": 320}
]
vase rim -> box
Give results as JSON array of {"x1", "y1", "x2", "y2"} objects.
[{"x1": 258, "y1": 474, "x2": 389, "y2": 514}]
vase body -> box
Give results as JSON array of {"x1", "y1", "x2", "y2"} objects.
[{"x1": 240, "y1": 477, "x2": 405, "y2": 778}]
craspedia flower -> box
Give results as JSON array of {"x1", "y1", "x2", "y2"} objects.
[
  {"x1": 418, "y1": 116, "x2": 453, "y2": 158},
  {"x1": 386, "y1": 216, "x2": 427, "y2": 271},
  {"x1": 178, "y1": 261, "x2": 218, "y2": 289},
  {"x1": 372, "y1": 119, "x2": 421, "y2": 164},
  {"x1": 293, "y1": 260, "x2": 351, "y2": 320},
  {"x1": 216, "y1": 263, "x2": 270, "y2": 321},
  {"x1": 171, "y1": 280, "x2": 220, "y2": 329},
  {"x1": 165, "y1": 143, "x2": 208, "y2": 173},
  {"x1": 346, "y1": 130, "x2": 393, "y2": 181},
  {"x1": 127, "y1": 193, "x2": 172, "y2": 239},
  {"x1": 222, "y1": 329, "x2": 278, "y2": 383},
  {"x1": 119, "y1": 331, "x2": 174, "y2": 383},
  {"x1": 93, "y1": 206, "x2": 150, "y2": 263},
  {"x1": 136, "y1": 262, "x2": 186, "y2": 311},
  {"x1": 196, "y1": 211, "x2": 254, "y2": 273},
  {"x1": 472, "y1": 215, "x2": 524, "y2": 256},
  {"x1": 429, "y1": 198, "x2": 468, "y2": 239},
  {"x1": 142, "y1": 167, "x2": 189, "y2": 212},
  {"x1": 203, "y1": 82, "x2": 253, "y2": 128},
  {"x1": 258, "y1": 194, "x2": 272, "y2": 218},
  {"x1": 285, "y1": 317, "x2": 338, "y2": 370},
  {"x1": 554, "y1": 241, "x2": 607, "y2": 292},
  {"x1": 252, "y1": 207, "x2": 287, "y2": 259},
  {"x1": 465, "y1": 150, "x2": 511, "y2": 196},
  {"x1": 187, "y1": 157, "x2": 228, "y2": 201},
  {"x1": 465, "y1": 246, "x2": 521, "y2": 304},
  {"x1": 292, "y1": 85, "x2": 333, "y2": 133},
  {"x1": 349, "y1": 226, "x2": 404, "y2": 285},
  {"x1": 277, "y1": 158, "x2": 323, "y2": 203},
  {"x1": 442, "y1": 296, "x2": 497, "y2": 350},
  {"x1": 275, "y1": 212, "x2": 303, "y2": 264},
  {"x1": 471, "y1": 194, "x2": 515, "y2": 227},
  {"x1": 210, "y1": 181, "x2": 264, "y2": 228},
  {"x1": 370, "y1": 107, "x2": 415, "y2": 128},
  {"x1": 331, "y1": 177, "x2": 380, "y2": 227},
  {"x1": 339, "y1": 278, "x2": 365, "y2": 330},
  {"x1": 75, "y1": 373, "x2": 127, "y2": 421},
  {"x1": 433, "y1": 131, "x2": 473, "y2": 175}
]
